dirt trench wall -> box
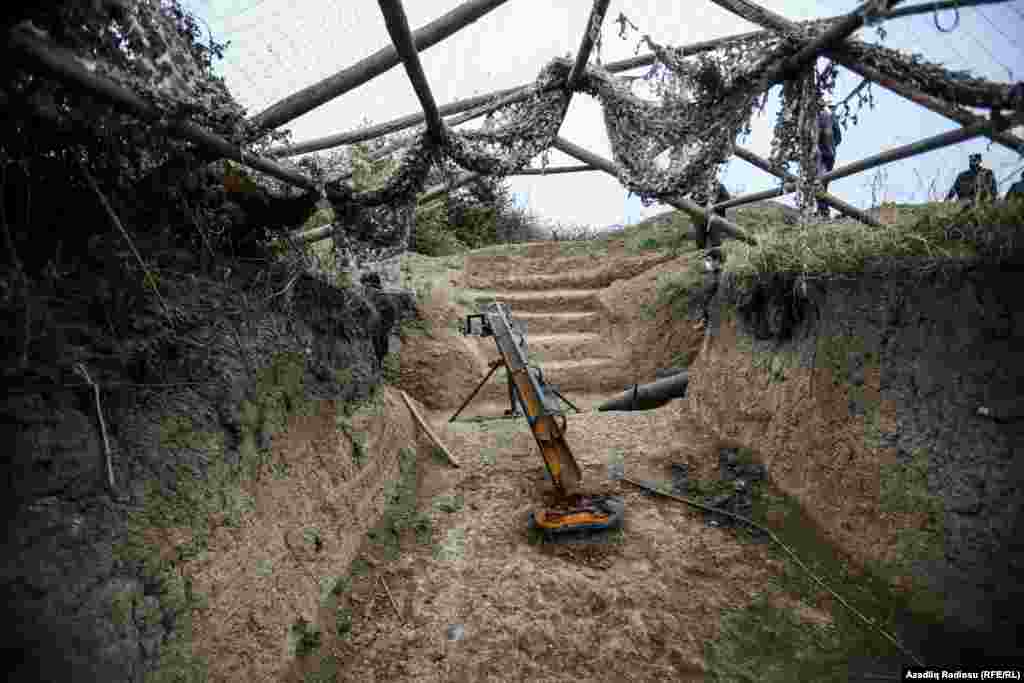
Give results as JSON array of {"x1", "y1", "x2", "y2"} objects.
[
  {"x1": 1, "y1": 268, "x2": 415, "y2": 682},
  {"x1": 686, "y1": 265, "x2": 1024, "y2": 647}
]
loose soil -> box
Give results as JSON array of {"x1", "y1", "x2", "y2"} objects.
[{"x1": 271, "y1": 242, "x2": 839, "y2": 682}]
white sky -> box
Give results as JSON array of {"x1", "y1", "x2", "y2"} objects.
[{"x1": 183, "y1": 0, "x2": 1024, "y2": 228}]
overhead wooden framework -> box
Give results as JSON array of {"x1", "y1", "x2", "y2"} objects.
[
  {"x1": 7, "y1": 0, "x2": 1021, "y2": 250},
  {"x1": 251, "y1": 0, "x2": 510, "y2": 131}
]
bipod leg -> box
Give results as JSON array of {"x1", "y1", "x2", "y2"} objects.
[
  {"x1": 551, "y1": 388, "x2": 581, "y2": 414},
  {"x1": 449, "y1": 359, "x2": 503, "y2": 422}
]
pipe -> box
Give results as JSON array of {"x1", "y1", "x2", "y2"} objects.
[{"x1": 598, "y1": 371, "x2": 689, "y2": 411}]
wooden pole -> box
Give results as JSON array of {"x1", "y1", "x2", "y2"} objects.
[
  {"x1": 251, "y1": 0, "x2": 510, "y2": 131},
  {"x1": 732, "y1": 147, "x2": 881, "y2": 226},
  {"x1": 567, "y1": 0, "x2": 612, "y2": 91},
  {"x1": 400, "y1": 390, "x2": 460, "y2": 468},
  {"x1": 762, "y1": 1, "x2": 907, "y2": 83},
  {"x1": 4, "y1": 25, "x2": 341, "y2": 200},
  {"x1": 821, "y1": 111, "x2": 1024, "y2": 183},
  {"x1": 377, "y1": 0, "x2": 446, "y2": 143},
  {"x1": 418, "y1": 171, "x2": 481, "y2": 205},
  {"x1": 715, "y1": 185, "x2": 790, "y2": 210},
  {"x1": 267, "y1": 87, "x2": 520, "y2": 157},
  {"x1": 551, "y1": 137, "x2": 757, "y2": 246},
  {"x1": 511, "y1": 165, "x2": 600, "y2": 175}
]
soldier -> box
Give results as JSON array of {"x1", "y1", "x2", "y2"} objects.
[
  {"x1": 946, "y1": 153, "x2": 997, "y2": 203},
  {"x1": 1006, "y1": 170, "x2": 1024, "y2": 202},
  {"x1": 817, "y1": 98, "x2": 842, "y2": 219}
]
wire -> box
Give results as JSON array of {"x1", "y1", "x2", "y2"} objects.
[
  {"x1": 975, "y1": 6, "x2": 1024, "y2": 57},
  {"x1": 933, "y1": 4, "x2": 960, "y2": 31}
]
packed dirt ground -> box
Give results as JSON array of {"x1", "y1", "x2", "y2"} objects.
[
  {"x1": 267, "y1": 234, "x2": 924, "y2": 682},
  {"x1": 186, "y1": 225, "x2": 953, "y2": 682}
]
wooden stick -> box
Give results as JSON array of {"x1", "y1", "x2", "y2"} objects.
[
  {"x1": 5, "y1": 26, "x2": 336, "y2": 200},
  {"x1": 251, "y1": 0, "x2": 510, "y2": 131},
  {"x1": 400, "y1": 390, "x2": 460, "y2": 468},
  {"x1": 763, "y1": 1, "x2": 908, "y2": 84},
  {"x1": 74, "y1": 364, "x2": 118, "y2": 495},
  {"x1": 379, "y1": 575, "x2": 403, "y2": 622},
  {"x1": 731, "y1": 147, "x2": 881, "y2": 226},
  {"x1": 511, "y1": 165, "x2": 600, "y2": 175},
  {"x1": 821, "y1": 110, "x2": 1024, "y2": 183},
  {"x1": 567, "y1": 0, "x2": 612, "y2": 91},
  {"x1": 378, "y1": 0, "x2": 446, "y2": 144},
  {"x1": 417, "y1": 171, "x2": 480, "y2": 205},
  {"x1": 705, "y1": 0, "x2": 1024, "y2": 155}
]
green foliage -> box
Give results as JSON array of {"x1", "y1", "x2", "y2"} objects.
[
  {"x1": 350, "y1": 144, "x2": 399, "y2": 192},
  {"x1": 432, "y1": 494, "x2": 464, "y2": 513},
  {"x1": 381, "y1": 353, "x2": 401, "y2": 384},
  {"x1": 705, "y1": 481, "x2": 948, "y2": 677},
  {"x1": 434, "y1": 528, "x2": 466, "y2": 561},
  {"x1": 880, "y1": 449, "x2": 945, "y2": 577},
  {"x1": 289, "y1": 617, "x2": 321, "y2": 658},
  {"x1": 304, "y1": 655, "x2": 340, "y2": 683},
  {"x1": 721, "y1": 200, "x2": 1024, "y2": 297},
  {"x1": 366, "y1": 448, "x2": 431, "y2": 559},
  {"x1": 240, "y1": 351, "x2": 311, "y2": 448},
  {"x1": 642, "y1": 261, "x2": 706, "y2": 321},
  {"x1": 707, "y1": 596, "x2": 844, "y2": 682}
]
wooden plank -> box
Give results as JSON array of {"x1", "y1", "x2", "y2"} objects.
[
  {"x1": 511, "y1": 165, "x2": 599, "y2": 175},
  {"x1": 401, "y1": 391, "x2": 461, "y2": 468},
  {"x1": 378, "y1": 0, "x2": 446, "y2": 143},
  {"x1": 251, "y1": 0, "x2": 510, "y2": 131}
]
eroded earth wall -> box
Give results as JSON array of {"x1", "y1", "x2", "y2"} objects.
[
  {"x1": 686, "y1": 265, "x2": 1024, "y2": 654},
  {"x1": 1, "y1": 269, "x2": 414, "y2": 682}
]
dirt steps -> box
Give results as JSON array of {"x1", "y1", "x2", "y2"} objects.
[
  {"x1": 471, "y1": 358, "x2": 636, "y2": 404},
  {"x1": 466, "y1": 288, "x2": 603, "y2": 314},
  {"x1": 464, "y1": 251, "x2": 677, "y2": 291},
  {"x1": 511, "y1": 311, "x2": 605, "y2": 335},
  {"x1": 466, "y1": 332, "x2": 610, "y2": 364}
]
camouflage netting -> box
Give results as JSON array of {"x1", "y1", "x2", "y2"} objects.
[
  {"x1": 10, "y1": 0, "x2": 1021, "y2": 272},
  {"x1": 314, "y1": 12, "x2": 1019, "y2": 252}
]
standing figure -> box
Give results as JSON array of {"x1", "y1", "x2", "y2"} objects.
[
  {"x1": 816, "y1": 99, "x2": 842, "y2": 219},
  {"x1": 947, "y1": 153, "x2": 997, "y2": 204}
]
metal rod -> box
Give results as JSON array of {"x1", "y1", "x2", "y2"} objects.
[
  {"x1": 251, "y1": 0, "x2": 510, "y2": 131},
  {"x1": 567, "y1": 0, "x2": 612, "y2": 91},
  {"x1": 449, "y1": 360, "x2": 503, "y2": 422},
  {"x1": 732, "y1": 147, "x2": 881, "y2": 226},
  {"x1": 551, "y1": 136, "x2": 757, "y2": 246},
  {"x1": 377, "y1": 0, "x2": 446, "y2": 143}
]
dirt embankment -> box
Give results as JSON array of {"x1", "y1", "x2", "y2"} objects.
[{"x1": 686, "y1": 266, "x2": 1024, "y2": 656}]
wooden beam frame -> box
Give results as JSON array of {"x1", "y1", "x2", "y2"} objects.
[
  {"x1": 732, "y1": 147, "x2": 881, "y2": 225},
  {"x1": 551, "y1": 137, "x2": 757, "y2": 246},
  {"x1": 377, "y1": 0, "x2": 446, "y2": 143},
  {"x1": 706, "y1": 0, "x2": 1024, "y2": 155},
  {"x1": 251, "y1": 0, "x2": 510, "y2": 131},
  {"x1": 270, "y1": 0, "x2": 1018, "y2": 160},
  {"x1": 511, "y1": 165, "x2": 599, "y2": 175},
  {"x1": 567, "y1": 0, "x2": 612, "y2": 92},
  {"x1": 5, "y1": 25, "x2": 337, "y2": 199}
]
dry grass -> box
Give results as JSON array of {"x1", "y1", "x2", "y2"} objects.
[{"x1": 720, "y1": 200, "x2": 1024, "y2": 292}]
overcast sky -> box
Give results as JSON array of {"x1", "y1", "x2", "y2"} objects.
[{"x1": 182, "y1": 0, "x2": 1024, "y2": 228}]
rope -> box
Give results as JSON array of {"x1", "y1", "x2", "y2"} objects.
[{"x1": 622, "y1": 476, "x2": 927, "y2": 667}]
